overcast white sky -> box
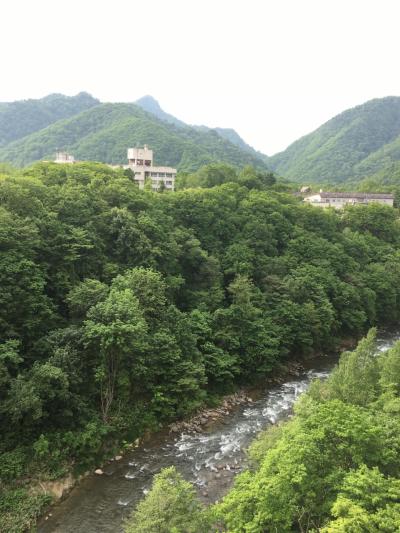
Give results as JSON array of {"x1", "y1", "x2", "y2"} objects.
[{"x1": 1, "y1": 0, "x2": 400, "y2": 155}]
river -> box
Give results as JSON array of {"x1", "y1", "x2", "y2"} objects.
[{"x1": 38, "y1": 331, "x2": 397, "y2": 532}]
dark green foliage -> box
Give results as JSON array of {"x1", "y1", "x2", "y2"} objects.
[
  {"x1": 0, "y1": 92, "x2": 99, "y2": 147},
  {"x1": 270, "y1": 96, "x2": 400, "y2": 184},
  {"x1": 1, "y1": 161, "x2": 400, "y2": 530}
]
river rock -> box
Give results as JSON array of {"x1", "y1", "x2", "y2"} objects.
[
  {"x1": 114, "y1": 455, "x2": 123, "y2": 461},
  {"x1": 94, "y1": 469, "x2": 103, "y2": 475}
]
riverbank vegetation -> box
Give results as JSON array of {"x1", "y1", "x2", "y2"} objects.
[
  {"x1": 1, "y1": 161, "x2": 400, "y2": 530},
  {"x1": 125, "y1": 329, "x2": 400, "y2": 532}
]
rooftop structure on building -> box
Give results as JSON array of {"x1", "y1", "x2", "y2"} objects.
[
  {"x1": 304, "y1": 190, "x2": 394, "y2": 208},
  {"x1": 127, "y1": 145, "x2": 176, "y2": 191},
  {"x1": 54, "y1": 150, "x2": 75, "y2": 164}
]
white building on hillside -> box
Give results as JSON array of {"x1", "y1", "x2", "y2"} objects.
[
  {"x1": 304, "y1": 191, "x2": 394, "y2": 208},
  {"x1": 54, "y1": 150, "x2": 75, "y2": 164},
  {"x1": 127, "y1": 145, "x2": 176, "y2": 191}
]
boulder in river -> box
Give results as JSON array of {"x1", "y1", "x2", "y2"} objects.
[{"x1": 94, "y1": 469, "x2": 103, "y2": 475}]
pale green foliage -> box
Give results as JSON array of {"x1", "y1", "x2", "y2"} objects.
[
  {"x1": 380, "y1": 341, "x2": 400, "y2": 396},
  {"x1": 124, "y1": 467, "x2": 207, "y2": 533},
  {"x1": 215, "y1": 399, "x2": 386, "y2": 532},
  {"x1": 310, "y1": 328, "x2": 380, "y2": 406},
  {"x1": 322, "y1": 466, "x2": 400, "y2": 532},
  {"x1": 212, "y1": 332, "x2": 400, "y2": 532},
  {"x1": 247, "y1": 423, "x2": 285, "y2": 466}
]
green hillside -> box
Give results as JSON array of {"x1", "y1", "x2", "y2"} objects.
[
  {"x1": 0, "y1": 92, "x2": 99, "y2": 147},
  {"x1": 270, "y1": 96, "x2": 400, "y2": 183},
  {"x1": 0, "y1": 102, "x2": 268, "y2": 171}
]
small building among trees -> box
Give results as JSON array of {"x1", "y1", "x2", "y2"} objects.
[
  {"x1": 304, "y1": 191, "x2": 394, "y2": 208},
  {"x1": 127, "y1": 145, "x2": 176, "y2": 191}
]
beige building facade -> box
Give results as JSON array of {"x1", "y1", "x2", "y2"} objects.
[
  {"x1": 127, "y1": 145, "x2": 176, "y2": 191},
  {"x1": 304, "y1": 191, "x2": 394, "y2": 208},
  {"x1": 54, "y1": 150, "x2": 75, "y2": 164}
]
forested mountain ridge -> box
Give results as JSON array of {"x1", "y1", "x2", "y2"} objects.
[
  {"x1": 269, "y1": 96, "x2": 400, "y2": 183},
  {"x1": 135, "y1": 94, "x2": 263, "y2": 157},
  {"x1": 0, "y1": 100, "x2": 268, "y2": 171},
  {"x1": 0, "y1": 92, "x2": 100, "y2": 147}
]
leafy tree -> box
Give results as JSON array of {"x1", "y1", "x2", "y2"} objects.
[
  {"x1": 310, "y1": 328, "x2": 380, "y2": 406},
  {"x1": 322, "y1": 466, "x2": 400, "y2": 532},
  {"x1": 124, "y1": 467, "x2": 207, "y2": 533},
  {"x1": 84, "y1": 288, "x2": 147, "y2": 421}
]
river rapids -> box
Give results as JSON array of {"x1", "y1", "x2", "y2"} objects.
[{"x1": 38, "y1": 331, "x2": 396, "y2": 532}]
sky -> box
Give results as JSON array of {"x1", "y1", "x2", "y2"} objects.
[{"x1": 1, "y1": 0, "x2": 400, "y2": 155}]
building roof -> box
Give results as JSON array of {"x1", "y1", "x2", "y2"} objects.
[{"x1": 320, "y1": 192, "x2": 394, "y2": 200}]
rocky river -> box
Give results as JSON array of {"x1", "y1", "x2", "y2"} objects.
[{"x1": 38, "y1": 331, "x2": 397, "y2": 532}]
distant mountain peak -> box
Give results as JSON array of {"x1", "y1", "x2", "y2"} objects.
[
  {"x1": 135, "y1": 95, "x2": 185, "y2": 128},
  {"x1": 135, "y1": 95, "x2": 163, "y2": 113},
  {"x1": 134, "y1": 96, "x2": 266, "y2": 159}
]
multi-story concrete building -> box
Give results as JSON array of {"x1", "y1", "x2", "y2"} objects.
[
  {"x1": 127, "y1": 145, "x2": 176, "y2": 191},
  {"x1": 54, "y1": 150, "x2": 75, "y2": 164},
  {"x1": 304, "y1": 191, "x2": 394, "y2": 208}
]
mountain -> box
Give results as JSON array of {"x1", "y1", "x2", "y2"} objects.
[
  {"x1": 214, "y1": 127, "x2": 258, "y2": 153},
  {"x1": 0, "y1": 102, "x2": 269, "y2": 171},
  {"x1": 135, "y1": 95, "x2": 264, "y2": 158},
  {"x1": 135, "y1": 95, "x2": 186, "y2": 128},
  {"x1": 0, "y1": 92, "x2": 100, "y2": 147},
  {"x1": 269, "y1": 96, "x2": 400, "y2": 183}
]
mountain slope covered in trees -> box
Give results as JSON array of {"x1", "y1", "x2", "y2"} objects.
[
  {"x1": 0, "y1": 101, "x2": 268, "y2": 171},
  {"x1": 0, "y1": 92, "x2": 100, "y2": 147},
  {"x1": 270, "y1": 96, "x2": 400, "y2": 183}
]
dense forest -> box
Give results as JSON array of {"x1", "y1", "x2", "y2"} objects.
[
  {"x1": 269, "y1": 96, "x2": 400, "y2": 184},
  {"x1": 126, "y1": 329, "x2": 400, "y2": 531},
  {"x1": 1, "y1": 161, "x2": 400, "y2": 530}
]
